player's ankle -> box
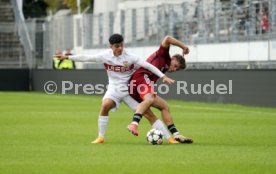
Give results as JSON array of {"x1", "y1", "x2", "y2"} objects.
[{"x1": 131, "y1": 122, "x2": 138, "y2": 125}]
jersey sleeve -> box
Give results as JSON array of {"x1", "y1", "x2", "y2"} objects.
[
  {"x1": 134, "y1": 55, "x2": 165, "y2": 78},
  {"x1": 68, "y1": 52, "x2": 106, "y2": 62},
  {"x1": 157, "y1": 44, "x2": 170, "y2": 59}
]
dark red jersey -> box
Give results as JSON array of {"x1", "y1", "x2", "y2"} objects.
[{"x1": 132, "y1": 44, "x2": 171, "y2": 83}]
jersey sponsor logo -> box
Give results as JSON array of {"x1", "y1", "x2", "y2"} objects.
[{"x1": 104, "y1": 63, "x2": 134, "y2": 72}]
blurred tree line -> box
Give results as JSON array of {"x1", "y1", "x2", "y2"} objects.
[{"x1": 23, "y1": 0, "x2": 93, "y2": 18}]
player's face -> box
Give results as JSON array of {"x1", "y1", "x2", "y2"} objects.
[
  {"x1": 110, "y1": 42, "x2": 124, "y2": 57},
  {"x1": 168, "y1": 58, "x2": 181, "y2": 72}
]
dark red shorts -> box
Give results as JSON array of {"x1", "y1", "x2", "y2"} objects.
[{"x1": 128, "y1": 74, "x2": 156, "y2": 103}]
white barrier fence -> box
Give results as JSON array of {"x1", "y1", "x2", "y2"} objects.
[{"x1": 80, "y1": 40, "x2": 276, "y2": 67}]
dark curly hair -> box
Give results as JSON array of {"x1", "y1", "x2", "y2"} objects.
[
  {"x1": 172, "y1": 54, "x2": 186, "y2": 70},
  {"x1": 109, "y1": 34, "x2": 124, "y2": 44}
]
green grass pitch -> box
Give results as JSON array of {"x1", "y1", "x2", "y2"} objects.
[{"x1": 1, "y1": 92, "x2": 276, "y2": 174}]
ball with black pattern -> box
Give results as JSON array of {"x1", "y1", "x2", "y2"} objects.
[{"x1": 146, "y1": 128, "x2": 163, "y2": 145}]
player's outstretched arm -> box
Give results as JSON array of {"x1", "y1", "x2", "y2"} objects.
[
  {"x1": 161, "y1": 35, "x2": 189, "y2": 55},
  {"x1": 67, "y1": 54, "x2": 102, "y2": 62},
  {"x1": 53, "y1": 54, "x2": 102, "y2": 62}
]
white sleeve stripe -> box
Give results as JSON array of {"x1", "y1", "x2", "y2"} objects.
[{"x1": 138, "y1": 61, "x2": 165, "y2": 78}]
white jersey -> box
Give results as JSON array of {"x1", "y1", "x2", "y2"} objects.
[
  {"x1": 69, "y1": 48, "x2": 165, "y2": 111},
  {"x1": 69, "y1": 49, "x2": 164, "y2": 86}
]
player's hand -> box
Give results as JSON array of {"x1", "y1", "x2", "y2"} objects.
[
  {"x1": 182, "y1": 46, "x2": 190, "y2": 55},
  {"x1": 162, "y1": 75, "x2": 175, "y2": 85},
  {"x1": 53, "y1": 55, "x2": 68, "y2": 60}
]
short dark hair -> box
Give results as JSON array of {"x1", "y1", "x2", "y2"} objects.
[
  {"x1": 109, "y1": 34, "x2": 124, "y2": 44},
  {"x1": 173, "y1": 54, "x2": 186, "y2": 70}
]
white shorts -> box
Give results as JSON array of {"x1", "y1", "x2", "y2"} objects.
[
  {"x1": 103, "y1": 85, "x2": 140, "y2": 112},
  {"x1": 103, "y1": 85, "x2": 129, "y2": 112}
]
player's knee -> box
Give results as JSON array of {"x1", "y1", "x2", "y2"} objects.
[
  {"x1": 101, "y1": 101, "x2": 114, "y2": 112},
  {"x1": 143, "y1": 94, "x2": 155, "y2": 104},
  {"x1": 159, "y1": 103, "x2": 170, "y2": 112}
]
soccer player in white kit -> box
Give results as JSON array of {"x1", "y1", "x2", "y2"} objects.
[{"x1": 55, "y1": 34, "x2": 178, "y2": 144}]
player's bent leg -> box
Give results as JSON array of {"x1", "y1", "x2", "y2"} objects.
[
  {"x1": 135, "y1": 93, "x2": 155, "y2": 116},
  {"x1": 151, "y1": 96, "x2": 193, "y2": 144},
  {"x1": 100, "y1": 98, "x2": 116, "y2": 116},
  {"x1": 151, "y1": 96, "x2": 174, "y2": 126},
  {"x1": 92, "y1": 98, "x2": 116, "y2": 144},
  {"x1": 143, "y1": 109, "x2": 158, "y2": 125},
  {"x1": 127, "y1": 94, "x2": 156, "y2": 136}
]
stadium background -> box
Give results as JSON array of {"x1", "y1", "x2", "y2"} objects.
[
  {"x1": 1, "y1": 1, "x2": 276, "y2": 174},
  {"x1": 0, "y1": 0, "x2": 276, "y2": 106}
]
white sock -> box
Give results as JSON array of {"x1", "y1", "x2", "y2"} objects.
[
  {"x1": 152, "y1": 119, "x2": 170, "y2": 139},
  {"x1": 98, "y1": 116, "x2": 109, "y2": 138}
]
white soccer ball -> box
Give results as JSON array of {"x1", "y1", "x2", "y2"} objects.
[{"x1": 146, "y1": 128, "x2": 163, "y2": 145}]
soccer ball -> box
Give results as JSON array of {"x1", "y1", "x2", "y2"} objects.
[{"x1": 146, "y1": 129, "x2": 163, "y2": 145}]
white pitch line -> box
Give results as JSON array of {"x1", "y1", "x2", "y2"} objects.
[
  {"x1": 170, "y1": 104, "x2": 276, "y2": 116},
  {"x1": 3, "y1": 92, "x2": 100, "y2": 102}
]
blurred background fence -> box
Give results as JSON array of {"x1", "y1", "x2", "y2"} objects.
[{"x1": 1, "y1": 0, "x2": 276, "y2": 69}]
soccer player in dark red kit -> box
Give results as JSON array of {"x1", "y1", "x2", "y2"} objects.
[{"x1": 127, "y1": 35, "x2": 193, "y2": 143}]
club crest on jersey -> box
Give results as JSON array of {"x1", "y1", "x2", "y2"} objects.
[
  {"x1": 161, "y1": 65, "x2": 169, "y2": 71},
  {"x1": 123, "y1": 61, "x2": 129, "y2": 68}
]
